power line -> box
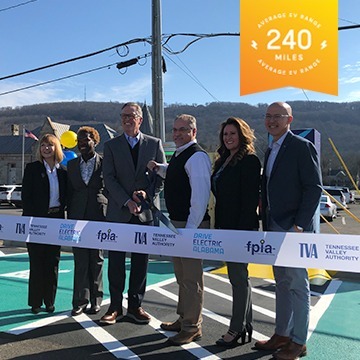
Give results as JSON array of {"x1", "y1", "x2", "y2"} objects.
[
  {"x1": 0, "y1": 37, "x2": 151, "y2": 82},
  {"x1": 0, "y1": 0, "x2": 37, "y2": 13},
  {"x1": 0, "y1": 62, "x2": 118, "y2": 96},
  {"x1": 1, "y1": 26, "x2": 360, "y2": 98},
  {"x1": 0, "y1": 52, "x2": 152, "y2": 96}
]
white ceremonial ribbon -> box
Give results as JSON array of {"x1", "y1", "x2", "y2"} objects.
[{"x1": 0, "y1": 215, "x2": 359, "y2": 273}]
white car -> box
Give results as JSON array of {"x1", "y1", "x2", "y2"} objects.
[
  {"x1": 0, "y1": 185, "x2": 16, "y2": 205},
  {"x1": 323, "y1": 187, "x2": 347, "y2": 209},
  {"x1": 320, "y1": 195, "x2": 337, "y2": 221},
  {"x1": 10, "y1": 185, "x2": 22, "y2": 208}
]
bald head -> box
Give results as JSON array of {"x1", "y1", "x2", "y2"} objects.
[{"x1": 265, "y1": 102, "x2": 293, "y2": 141}]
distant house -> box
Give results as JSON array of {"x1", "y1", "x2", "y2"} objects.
[{"x1": 323, "y1": 169, "x2": 347, "y2": 186}]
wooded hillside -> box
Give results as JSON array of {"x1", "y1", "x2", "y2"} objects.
[{"x1": 1, "y1": 100, "x2": 359, "y2": 182}]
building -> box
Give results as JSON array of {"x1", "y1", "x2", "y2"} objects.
[{"x1": 0, "y1": 117, "x2": 118, "y2": 185}]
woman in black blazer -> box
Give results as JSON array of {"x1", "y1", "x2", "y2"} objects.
[
  {"x1": 22, "y1": 134, "x2": 67, "y2": 314},
  {"x1": 211, "y1": 117, "x2": 261, "y2": 347}
]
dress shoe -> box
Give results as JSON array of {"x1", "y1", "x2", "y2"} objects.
[
  {"x1": 45, "y1": 305, "x2": 55, "y2": 313},
  {"x1": 167, "y1": 329, "x2": 202, "y2": 345},
  {"x1": 254, "y1": 333, "x2": 290, "y2": 351},
  {"x1": 100, "y1": 309, "x2": 123, "y2": 325},
  {"x1": 31, "y1": 307, "x2": 41, "y2": 314},
  {"x1": 71, "y1": 307, "x2": 85, "y2": 316},
  {"x1": 216, "y1": 329, "x2": 242, "y2": 347},
  {"x1": 86, "y1": 305, "x2": 101, "y2": 315},
  {"x1": 126, "y1": 307, "x2": 151, "y2": 324},
  {"x1": 160, "y1": 319, "x2": 181, "y2": 332},
  {"x1": 273, "y1": 341, "x2": 307, "y2": 359}
]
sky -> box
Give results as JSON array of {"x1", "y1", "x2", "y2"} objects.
[{"x1": 0, "y1": 0, "x2": 360, "y2": 108}]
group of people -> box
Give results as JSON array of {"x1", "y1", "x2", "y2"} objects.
[{"x1": 22, "y1": 101, "x2": 322, "y2": 360}]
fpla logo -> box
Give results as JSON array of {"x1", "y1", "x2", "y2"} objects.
[
  {"x1": 97, "y1": 229, "x2": 117, "y2": 242},
  {"x1": 245, "y1": 239, "x2": 275, "y2": 255}
]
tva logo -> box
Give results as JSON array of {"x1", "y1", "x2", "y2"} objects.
[
  {"x1": 299, "y1": 243, "x2": 318, "y2": 258},
  {"x1": 16, "y1": 223, "x2": 26, "y2": 234},
  {"x1": 134, "y1": 232, "x2": 147, "y2": 245},
  {"x1": 246, "y1": 239, "x2": 274, "y2": 255},
  {"x1": 97, "y1": 229, "x2": 117, "y2": 242}
]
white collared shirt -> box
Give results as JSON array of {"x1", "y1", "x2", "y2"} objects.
[
  {"x1": 157, "y1": 140, "x2": 211, "y2": 229},
  {"x1": 43, "y1": 160, "x2": 61, "y2": 208}
]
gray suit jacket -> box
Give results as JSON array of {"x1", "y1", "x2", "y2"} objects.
[
  {"x1": 103, "y1": 132, "x2": 166, "y2": 223},
  {"x1": 261, "y1": 131, "x2": 322, "y2": 232},
  {"x1": 67, "y1": 153, "x2": 107, "y2": 221}
]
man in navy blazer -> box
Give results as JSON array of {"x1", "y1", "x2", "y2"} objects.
[
  {"x1": 255, "y1": 102, "x2": 322, "y2": 360},
  {"x1": 101, "y1": 102, "x2": 166, "y2": 326}
]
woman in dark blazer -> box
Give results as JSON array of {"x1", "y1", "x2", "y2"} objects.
[
  {"x1": 211, "y1": 117, "x2": 261, "y2": 347},
  {"x1": 67, "y1": 127, "x2": 107, "y2": 316},
  {"x1": 22, "y1": 134, "x2": 67, "y2": 314}
]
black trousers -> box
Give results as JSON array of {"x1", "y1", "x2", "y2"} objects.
[
  {"x1": 72, "y1": 247, "x2": 104, "y2": 308},
  {"x1": 27, "y1": 242, "x2": 61, "y2": 308},
  {"x1": 26, "y1": 210, "x2": 63, "y2": 308},
  {"x1": 107, "y1": 216, "x2": 150, "y2": 311}
]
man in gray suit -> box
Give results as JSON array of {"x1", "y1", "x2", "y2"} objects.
[
  {"x1": 100, "y1": 102, "x2": 166, "y2": 325},
  {"x1": 255, "y1": 102, "x2": 322, "y2": 360},
  {"x1": 67, "y1": 126, "x2": 107, "y2": 316}
]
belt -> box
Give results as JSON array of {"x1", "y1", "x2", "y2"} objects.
[{"x1": 48, "y1": 207, "x2": 61, "y2": 214}]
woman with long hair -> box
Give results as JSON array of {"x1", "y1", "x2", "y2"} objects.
[
  {"x1": 212, "y1": 117, "x2": 261, "y2": 347},
  {"x1": 22, "y1": 134, "x2": 67, "y2": 314}
]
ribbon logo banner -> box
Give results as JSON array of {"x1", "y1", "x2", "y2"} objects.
[
  {"x1": 1, "y1": 215, "x2": 359, "y2": 273},
  {"x1": 240, "y1": 0, "x2": 338, "y2": 95}
]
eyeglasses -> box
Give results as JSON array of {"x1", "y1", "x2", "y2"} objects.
[
  {"x1": 172, "y1": 127, "x2": 192, "y2": 134},
  {"x1": 121, "y1": 113, "x2": 140, "y2": 120},
  {"x1": 264, "y1": 114, "x2": 289, "y2": 120}
]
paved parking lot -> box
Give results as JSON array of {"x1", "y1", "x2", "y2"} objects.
[{"x1": 1, "y1": 203, "x2": 360, "y2": 359}]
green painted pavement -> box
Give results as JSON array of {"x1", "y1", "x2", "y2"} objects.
[
  {"x1": 307, "y1": 281, "x2": 360, "y2": 360},
  {"x1": 0, "y1": 252, "x2": 175, "y2": 333}
]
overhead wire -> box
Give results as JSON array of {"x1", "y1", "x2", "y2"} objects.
[
  {"x1": 0, "y1": 24, "x2": 360, "y2": 98},
  {"x1": 0, "y1": 62, "x2": 118, "y2": 96},
  {"x1": 0, "y1": 37, "x2": 152, "y2": 82},
  {"x1": 162, "y1": 45, "x2": 220, "y2": 102},
  {"x1": 0, "y1": 0, "x2": 37, "y2": 13}
]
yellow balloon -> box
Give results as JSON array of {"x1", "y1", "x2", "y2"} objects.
[{"x1": 60, "y1": 131, "x2": 77, "y2": 149}]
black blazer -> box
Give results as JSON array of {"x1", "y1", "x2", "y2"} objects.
[
  {"x1": 261, "y1": 131, "x2": 322, "y2": 231},
  {"x1": 22, "y1": 161, "x2": 67, "y2": 217},
  {"x1": 67, "y1": 153, "x2": 107, "y2": 221},
  {"x1": 212, "y1": 154, "x2": 261, "y2": 230}
]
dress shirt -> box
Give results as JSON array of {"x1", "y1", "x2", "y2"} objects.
[
  {"x1": 157, "y1": 140, "x2": 211, "y2": 229},
  {"x1": 265, "y1": 131, "x2": 289, "y2": 178},
  {"x1": 124, "y1": 132, "x2": 140, "y2": 148},
  {"x1": 79, "y1": 154, "x2": 96, "y2": 185},
  {"x1": 43, "y1": 160, "x2": 61, "y2": 208}
]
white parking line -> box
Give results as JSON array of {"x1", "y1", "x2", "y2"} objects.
[
  {"x1": 205, "y1": 271, "x2": 276, "y2": 299},
  {"x1": 308, "y1": 279, "x2": 342, "y2": 340},
  {"x1": 204, "y1": 286, "x2": 276, "y2": 319},
  {"x1": 73, "y1": 313, "x2": 140, "y2": 359},
  {"x1": 152, "y1": 286, "x2": 268, "y2": 342},
  {"x1": 148, "y1": 317, "x2": 222, "y2": 360}
]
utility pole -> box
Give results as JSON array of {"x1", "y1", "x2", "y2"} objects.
[{"x1": 151, "y1": 0, "x2": 165, "y2": 142}]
